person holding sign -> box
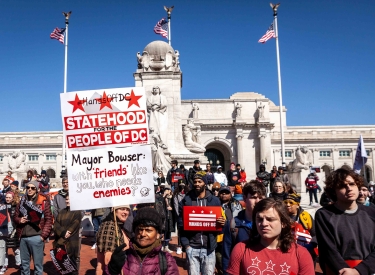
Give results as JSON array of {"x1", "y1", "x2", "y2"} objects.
[
  {"x1": 227, "y1": 198, "x2": 315, "y2": 275},
  {"x1": 96, "y1": 205, "x2": 131, "y2": 275},
  {"x1": 52, "y1": 193, "x2": 83, "y2": 275},
  {"x1": 178, "y1": 170, "x2": 223, "y2": 275},
  {"x1": 14, "y1": 181, "x2": 53, "y2": 275}
]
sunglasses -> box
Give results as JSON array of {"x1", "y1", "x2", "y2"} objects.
[
  {"x1": 213, "y1": 188, "x2": 220, "y2": 191},
  {"x1": 26, "y1": 186, "x2": 36, "y2": 190}
]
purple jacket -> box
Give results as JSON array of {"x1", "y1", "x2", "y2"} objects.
[{"x1": 121, "y1": 242, "x2": 179, "y2": 275}]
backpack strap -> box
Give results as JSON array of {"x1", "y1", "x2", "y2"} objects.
[{"x1": 159, "y1": 251, "x2": 167, "y2": 275}]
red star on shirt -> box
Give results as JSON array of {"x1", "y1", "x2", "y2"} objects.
[
  {"x1": 96, "y1": 91, "x2": 113, "y2": 110},
  {"x1": 68, "y1": 93, "x2": 86, "y2": 113},
  {"x1": 126, "y1": 90, "x2": 142, "y2": 108}
]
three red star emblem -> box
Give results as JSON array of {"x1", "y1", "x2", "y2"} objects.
[
  {"x1": 126, "y1": 90, "x2": 142, "y2": 108},
  {"x1": 95, "y1": 91, "x2": 113, "y2": 110},
  {"x1": 68, "y1": 94, "x2": 86, "y2": 113}
]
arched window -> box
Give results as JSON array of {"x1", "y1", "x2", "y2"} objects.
[{"x1": 46, "y1": 168, "x2": 56, "y2": 179}]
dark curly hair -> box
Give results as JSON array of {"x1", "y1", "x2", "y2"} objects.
[
  {"x1": 242, "y1": 180, "x2": 266, "y2": 198},
  {"x1": 324, "y1": 168, "x2": 363, "y2": 202},
  {"x1": 248, "y1": 198, "x2": 294, "y2": 253}
]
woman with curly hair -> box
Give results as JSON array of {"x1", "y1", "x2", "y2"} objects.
[
  {"x1": 316, "y1": 168, "x2": 375, "y2": 275},
  {"x1": 227, "y1": 198, "x2": 314, "y2": 275}
]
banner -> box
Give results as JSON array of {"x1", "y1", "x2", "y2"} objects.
[
  {"x1": 67, "y1": 144, "x2": 154, "y2": 210},
  {"x1": 0, "y1": 205, "x2": 8, "y2": 229},
  {"x1": 60, "y1": 87, "x2": 149, "y2": 149},
  {"x1": 353, "y1": 135, "x2": 368, "y2": 174},
  {"x1": 50, "y1": 247, "x2": 77, "y2": 275},
  {"x1": 19, "y1": 196, "x2": 43, "y2": 225},
  {"x1": 183, "y1": 206, "x2": 222, "y2": 231}
]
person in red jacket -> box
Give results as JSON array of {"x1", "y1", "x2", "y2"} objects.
[
  {"x1": 305, "y1": 172, "x2": 319, "y2": 205},
  {"x1": 14, "y1": 181, "x2": 53, "y2": 274}
]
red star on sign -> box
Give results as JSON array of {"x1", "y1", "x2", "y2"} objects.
[
  {"x1": 68, "y1": 93, "x2": 86, "y2": 113},
  {"x1": 126, "y1": 90, "x2": 142, "y2": 108},
  {"x1": 96, "y1": 91, "x2": 113, "y2": 110}
]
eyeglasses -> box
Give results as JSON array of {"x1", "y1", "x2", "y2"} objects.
[
  {"x1": 213, "y1": 188, "x2": 220, "y2": 191},
  {"x1": 26, "y1": 186, "x2": 36, "y2": 190}
]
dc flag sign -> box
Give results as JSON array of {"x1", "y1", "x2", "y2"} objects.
[{"x1": 60, "y1": 87, "x2": 149, "y2": 149}]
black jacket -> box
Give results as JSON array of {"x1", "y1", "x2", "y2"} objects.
[{"x1": 178, "y1": 189, "x2": 221, "y2": 255}]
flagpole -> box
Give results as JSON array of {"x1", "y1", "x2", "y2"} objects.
[
  {"x1": 62, "y1": 11, "x2": 71, "y2": 176},
  {"x1": 164, "y1": 6, "x2": 174, "y2": 45},
  {"x1": 271, "y1": 3, "x2": 286, "y2": 167}
]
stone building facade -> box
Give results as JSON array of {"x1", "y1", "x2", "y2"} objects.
[{"x1": 0, "y1": 41, "x2": 374, "y2": 187}]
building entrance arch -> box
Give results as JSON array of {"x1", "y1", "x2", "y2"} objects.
[{"x1": 205, "y1": 140, "x2": 232, "y2": 172}]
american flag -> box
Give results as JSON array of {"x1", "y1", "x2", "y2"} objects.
[
  {"x1": 154, "y1": 18, "x2": 168, "y2": 39},
  {"x1": 50, "y1": 27, "x2": 66, "y2": 44},
  {"x1": 258, "y1": 23, "x2": 275, "y2": 43}
]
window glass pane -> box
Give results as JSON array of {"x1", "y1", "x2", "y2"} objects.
[
  {"x1": 46, "y1": 155, "x2": 57, "y2": 161},
  {"x1": 339, "y1": 150, "x2": 350, "y2": 157},
  {"x1": 28, "y1": 155, "x2": 39, "y2": 161},
  {"x1": 320, "y1": 151, "x2": 331, "y2": 157}
]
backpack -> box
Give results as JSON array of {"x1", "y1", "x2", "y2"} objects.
[{"x1": 123, "y1": 251, "x2": 168, "y2": 275}]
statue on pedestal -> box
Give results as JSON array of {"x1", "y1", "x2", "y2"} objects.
[
  {"x1": 258, "y1": 101, "x2": 265, "y2": 119},
  {"x1": 235, "y1": 102, "x2": 242, "y2": 118},
  {"x1": 150, "y1": 127, "x2": 170, "y2": 173},
  {"x1": 183, "y1": 119, "x2": 206, "y2": 153},
  {"x1": 288, "y1": 146, "x2": 313, "y2": 172},
  {"x1": 192, "y1": 103, "x2": 199, "y2": 120},
  {"x1": 7, "y1": 151, "x2": 27, "y2": 172},
  {"x1": 147, "y1": 86, "x2": 168, "y2": 149}
]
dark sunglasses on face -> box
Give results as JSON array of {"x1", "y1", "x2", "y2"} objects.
[
  {"x1": 26, "y1": 186, "x2": 36, "y2": 190},
  {"x1": 213, "y1": 188, "x2": 220, "y2": 191}
]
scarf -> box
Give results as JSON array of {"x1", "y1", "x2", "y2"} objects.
[
  {"x1": 58, "y1": 189, "x2": 68, "y2": 198},
  {"x1": 133, "y1": 239, "x2": 161, "y2": 260}
]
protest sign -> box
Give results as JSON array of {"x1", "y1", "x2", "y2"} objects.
[
  {"x1": 60, "y1": 87, "x2": 148, "y2": 149},
  {"x1": 0, "y1": 205, "x2": 8, "y2": 229},
  {"x1": 67, "y1": 144, "x2": 154, "y2": 210},
  {"x1": 183, "y1": 206, "x2": 222, "y2": 231},
  {"x1": 50, "y1": 247, "x2": 77, "y2": 275}
]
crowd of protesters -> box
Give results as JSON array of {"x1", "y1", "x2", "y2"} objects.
[{"x1": 0, "y1": 163, "x2": 375, "y2": 275}]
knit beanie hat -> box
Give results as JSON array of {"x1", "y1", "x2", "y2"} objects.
[
  {"x1": 26, "y1": 180, "x2": 39, "y2": 191},
  {"x1": 10, "y1": 181, "x2": 19, "y2": 187},
  {"x1": 133, "y1": 207, "x2": 163, "y2": 233},
  {"x1": 41, "y1": 170, "x2": 47, "y2": 175},
  {"x1": 284, "y1": 193, "x2": 301, "y2": 203},
  {"x1": 193, "y1": 170, "x2": 208, "y2": 185}
]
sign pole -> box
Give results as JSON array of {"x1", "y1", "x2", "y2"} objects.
[{"x1": 62, "y1": 11, "x2": 71, "y2": 176}]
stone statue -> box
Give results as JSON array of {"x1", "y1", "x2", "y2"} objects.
[
  {"x1": 258, "y1": 101, "x2": 265, "y2": 118},
  {"x1": 192, "y1": 103, "x2": 199, "y2": 120},
  {"x1": 235, "y1": 102, "x2": 242, "y2": 118},
  {"x1": 287, "y1": 146, "x2": 313, "y2": 172},
  {"x1": 147, "y1": 86, "x2": 168, "y2": 149},
  {"x1": 183, "y1": 119, "x2": 206, "y2": 153},
  {"x1": 150, "y1": 127, "x2": 170, "y2": 174},
  {"x1": 7, "y1": 151, "x2": 27, "y2": 172}
]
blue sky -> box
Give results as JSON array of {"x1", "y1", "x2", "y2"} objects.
[{"x1": 0, "y1": 0, "x2": 374, "y2": 132}]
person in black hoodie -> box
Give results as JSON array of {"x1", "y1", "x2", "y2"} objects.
[
  {"x1": 179, "y1": 171, "x2": 223, "y2": 275},
  {"x1": 187, "y1": 160, "x2": 202, "y2": 189},
  {"x1": 316, "y1": 168, "x2": 375, "y2": 275},
  {"x1": 226, "y1": 162, "x2": 240, "y2": 192},
  {"x1": 39, "y1": 170, "x2": 50, "y2": 194}
]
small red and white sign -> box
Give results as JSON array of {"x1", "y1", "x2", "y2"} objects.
[
  {"x1": 183, "y1": 206, "x2": 222, "y2": 231},
  {"x1": 60, "y1": 87, "x2": 149, "y2": 149}
]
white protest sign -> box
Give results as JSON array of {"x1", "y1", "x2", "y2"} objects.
[
  {"x1": 60, "y1": 87, "x2": 148, "y2": 149},
  {"x1": 67, "y1": 144, "x2": 154, "y2": 210}
]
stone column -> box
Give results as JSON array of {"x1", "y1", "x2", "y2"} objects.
[
  {"x1": 313, "y1": 148, "x2": 319, "y2": 165},
  {"x1": 370, "y1": 148, "x2": 374, "y2": 180},
  {"x1": 236, "y1": 134, "x2": 244, "y2": 165},
  {"x1": 332, "y1": 148, "x2": 338, "y2": 170},
  {"x1": 38, "y1": 153, "x2": 44, "y2": 173},
  {"x1": 258, "y1": 133, "x2": 267, "y2": 165}
]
